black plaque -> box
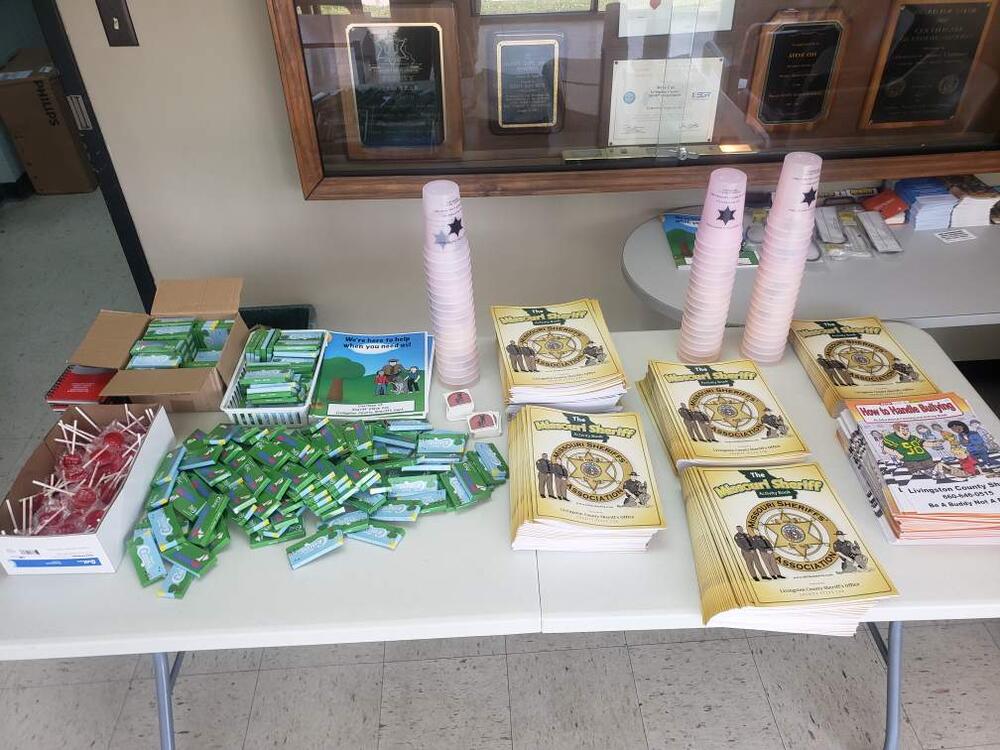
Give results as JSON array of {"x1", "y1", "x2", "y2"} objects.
[
  {"x1": 494, "y1": 38, "x2": 560, "y2": 131},
  {"x1": 868, "y1": 0, "x2": 991, "y2": 125},
  {"x1": 758, "y1": 21, "x2": 843, "y2": 125},
  {"x1": 347, "y1": 23, "x2": 446, "y2": 148}
]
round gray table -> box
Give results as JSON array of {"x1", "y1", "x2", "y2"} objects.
[{"x1": 622, "y1": 217, "x2": 1000, "y2": 328}]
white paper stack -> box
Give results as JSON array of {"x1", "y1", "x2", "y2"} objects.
[
  {"x1": 681, "y1": 463, "x2": 897, "y2": 636},
  {"x1": 910, "y1": 194, "x2": 958, "y2": 231},
  {"x1": 895, "y1": 178, "x2": 955, "y2": 231},
  {"x1": 944, "y1": 175, "x2": 1000, "y2": 228},
  {"x1": 422, "y1": 180, "x2": 480, "y2": 387},
  {"x1": 508, "y1": 405, "x2": 665, "y2": 552},
  {"x1": 491, "y1": 298, "x2": 628, "y2": 414}
]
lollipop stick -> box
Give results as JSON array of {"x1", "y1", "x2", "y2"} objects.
[
  {"x1": 82, "y1": 447, "x2": 109, "y2": 469},
  {"x1": 5, "y1": 499, "x2": 18, "y2": 534},
  {"x1": 32, "y1": 480, "x2": 72, "y2": 496},
  {"x1": 76, "y1": 408, "x2": 100, "y2": 433},
  {"x1": 64, "y1": 422, "x2": 95, "y2": 439},
  {"x1": 33, "y1": 512, "x2": 58, "y2": 535}
]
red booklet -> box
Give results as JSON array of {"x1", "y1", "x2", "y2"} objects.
[
  {"x1": 46, "y1": 365, "x2": 116, "y2": 411},
  {"x1": 861, "y1": 190, "x2": 908, "y2": 220}
]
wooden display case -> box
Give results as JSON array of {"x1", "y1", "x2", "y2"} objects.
[{"x1": 268, "y1": 0, "x2": 1000, "y2": 199}]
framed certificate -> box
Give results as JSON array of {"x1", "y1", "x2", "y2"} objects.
[
  {"x1": 747, "y1": 9, "x2": 846, "y2": 132},
  {"x1": 490, "y1": 34, "x2": 563, "y2": 134},
  {"x1": 606, "y1": 57, "x2": 724, "y2": 146},
  {"x1": 860, "y1": 0, "x2": 995, "y2": 128},
  {"x1": 333, "y1": 7, "x2": 463, "y2": 159}
]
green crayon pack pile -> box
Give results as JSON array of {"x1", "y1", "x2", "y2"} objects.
[
  {"x1": 125, "y1": 317, "x2": 234, "y2": 370},
  {"x1": 231, "y1": 328, "x2": 326, "y2": 408},
  {"x1": 129, "y1": 417, "x2": 508, "y2": 598}
]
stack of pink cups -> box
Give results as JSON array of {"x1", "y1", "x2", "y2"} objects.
[
  {"x1": 677, "y1": 167, "x2": 748, "y2": 363},
  {"x1": 422, "y1": 179, "x2": 480, "y2": 387},
  {"x1": 741, "y1": 152, "x2": 822, "y2": 364}
]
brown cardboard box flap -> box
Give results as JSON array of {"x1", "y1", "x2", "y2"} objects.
[
  {"x1": 151, "y1": 277, "x2": 243, "y2": 319},
  {"x1": 0, "y1": 48, "x2": 56, "y2": 86},
  {"x1": 217, "y1": 316, "x2": 250, "y2": 385},
  {"x1": 71, "y1": 310, "x2": 150, "y2": 369},
  {"x1": 102, "y1": 367, "x2": 214, "y2": 398}
]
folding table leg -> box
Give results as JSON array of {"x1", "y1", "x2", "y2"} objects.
[
  {"x1": 152, "y1": 652, "x2": 176, "y2": 750},
  {"x1": 883, "y1": 621, "x2": 903, "y2": 750}
]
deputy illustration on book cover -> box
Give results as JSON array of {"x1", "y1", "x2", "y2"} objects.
[
  {"x1": 640, "y1": 359, "x2": 809, "y2": 466},
  {"x1": 822, "y1": 339, "x2": 921, "y2": 385},
  {"x1": 732, "y1": 510, "x2": 872, "y2": 582},
  {"x1": 522, "y1": 408, "x2": 663, "y2": 530},
  {"x1": 311, "y1": 332, "x2": 429, "y2": 419},
  {"x1": 683, "y1": 463, "x2": 896, "y2": 631},
  {"x1": 491, "y1": 299, "x2": 624, "y2": 387},
  {"x1": 790, "y1": 317, "x2": 939, "y2": 407},
  {"x1": 694, "y1": 465, "x2": 894, "y2": 606},
  {"x1": 373, "y1": 357, "x2": 410, "y2": 396},
  {"x1": 677, "y1": 401, "x2": 717, "y2": 442},
  {"x1": 534, "y1": 446, "x2": 648, "y2": 507}
]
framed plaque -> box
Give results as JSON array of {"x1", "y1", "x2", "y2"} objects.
[
  {"x1": 747, "y1": 10, "x2": 846, "y2": 132},
  {"x1": 489, "y1": 34, "x2": 563, "y2": 134},
  {"x1": 334, "y1": 7, "x2": 463, "y2": 160},
  {"x1": 860, "y1": 0, "x2": 995, "y2": 128}
]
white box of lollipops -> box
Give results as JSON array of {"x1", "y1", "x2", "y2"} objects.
[{"x1": 0, "y1": 405, "x2": 174, "y2": 575}]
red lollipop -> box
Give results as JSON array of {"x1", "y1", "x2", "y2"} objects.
[
  {"x1": 83, "y1": 507, "x2": 105, "y2": 531},
  {"x1": 101, "y1": 431, "x2": 127, "y2": 451},
  {"x1": 52, "y1": 516, "x2": 87, "y2": 535},
  {"x1": 33, "y1": 507, "x2": 64, "y2": 535},
  {"x1": 60, "y1": 452, "x2": 84, "y2": 469},
  {"x1": 97, "y1": 481, "x2": 119, "y2": 506},
  {"x1": 70, "y1": 486, "x2": 99, "y2": 511},
  {"x1": 100, "y1": 452, "x2": 128, "y2": 473},
  {"x1": 58, "y1": 453, "x2": 88, "y2": 484}
]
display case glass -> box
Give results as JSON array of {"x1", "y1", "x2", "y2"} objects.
[{"x1": 268, "y1": 0, "x2": 1000, "y2": 197}]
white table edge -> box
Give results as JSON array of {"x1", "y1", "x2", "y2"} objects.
[{"x1": 622, "y1": 218, "x2": 1000, "y2": 328}]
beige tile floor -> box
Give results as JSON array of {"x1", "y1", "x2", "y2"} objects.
[{"x1": 2, "y1": 193, "x2": 1000, "y2": 749}]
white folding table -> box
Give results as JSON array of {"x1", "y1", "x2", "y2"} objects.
[
  {"x1": 0, "y1": 372, "x2": 540, "y2": 750},
  {"x1": 1, "y1": 325, "x2": 997, "y2": 750},
  {"x1": 537, "y1": 325, "x2": 1000, "y2": 750}
]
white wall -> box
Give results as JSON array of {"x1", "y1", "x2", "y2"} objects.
[
  {"x1": 56, "y1": 1, "x2": 998, "y2": 359},
  {"x1": 55, "y1": 0, "x2": 676, "y2": 333}
]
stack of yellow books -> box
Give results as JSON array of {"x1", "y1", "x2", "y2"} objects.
[
  {"x1": 491, "y1": 299, "x2": 627, "y2": 414},
  {"x1": 638, "y1": 358, "x2": 810, "y2": 469},
  {"x1": 789, "y1": 316, "x2": 938, "y2": 416},
  {"x1": 681, "y1": 462, "x2": 897, "y2": 635},
  {"x1": 508, "y1": 405, "x2": 665, "y2": 551}
]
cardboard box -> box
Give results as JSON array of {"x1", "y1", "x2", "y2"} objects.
[
  {"x1": 0, "y1": 49, "x2": 96, "y2": 194},
  {"x1": 0, "y1": 405, "x2": 175, "y2": 575},
  {"x1": 71, "y1": 277, "x2": 250, "y2": 412}
]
